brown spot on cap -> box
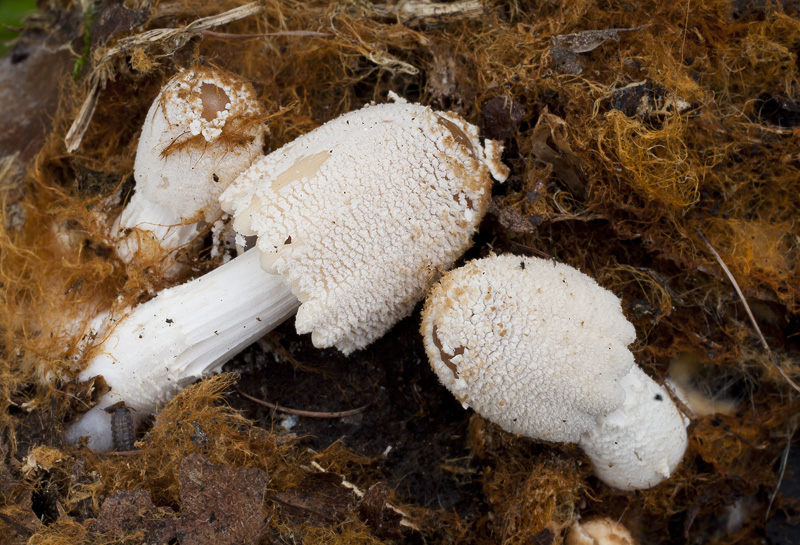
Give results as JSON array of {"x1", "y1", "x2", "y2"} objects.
[
  {"x1": 452, "y1": 192, "x2": 475, "y2": 210},
  {"x1": 432, "y1": 326, "x2": 463, "y2": 379},
  {"x1": 437, "y1": 116, "x2": 477, "y2": 160},
  {"x1": 200, "y1": 83, "x2": 230, "y2": 122}
]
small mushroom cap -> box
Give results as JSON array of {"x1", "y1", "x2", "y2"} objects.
[
  {"x1": 221, "y1": 97, "x2": 507, "y2": 354},
  {"x1": 565, "y1": 518, "x2": 637, "y2": 545},
  {"x1": 421, "y1": 254, "x2": 636, "y2": 443},
  {"x1": 579, "y1": 365, "x2": 689, "y2": 490},
  {"x1": 133, "y1": 67, "x2": 266, "y2": 222}
]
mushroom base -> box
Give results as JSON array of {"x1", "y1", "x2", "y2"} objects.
[{"x1": 579, "y1": 366, "x2": 690, "y2": 490}]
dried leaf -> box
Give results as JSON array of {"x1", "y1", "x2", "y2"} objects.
[
  {"x1": 357, "y1": 482, "x2": 404, "y2": 539},
  {"x1": 273, "y1": 472, "x2": 354, "y2": 527},
  {"x1": 489, "y1": 199, "x2": 538, "y2": 234},
  {"x1": 63, "y1": 375, "x2": 110, "y2": 416},
  {"x1": 90, "y1": 488, "x2": 176, "y2": 544},
  {"x1": 176, "y1": 453, "x2": 269, "y2": 545},
  {"x1": 481, "y1": 96, "x2": 527, "y2": 141},
  {"x1": 528, "y1": 111, "x2": 585, "y2": 198},
  {"x1": 609, "y1": 81, "x2": 693, "y2": 121},
  {"x1": 92, "y1": 0, "x2": 152, "y2": 47},
  {"x1": 427, "y1": 41, "x2": 475, "y2": 112},
  {"x1": 551, "y1": 25, "x2": 647, "y2": 74},
  {"x1": 552, "y1": 25, "x2": 649, "y2": 54}
]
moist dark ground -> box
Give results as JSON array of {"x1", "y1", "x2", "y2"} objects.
[{"x1": 228, "y1": 314, "x2": 482, "y2": 514}]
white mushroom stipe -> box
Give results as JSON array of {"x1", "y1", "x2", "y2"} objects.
[
  {"x1": 66, "y1": 250, "x2": 299, "y2": 452},
  {"x1": 117, "y1": 67, "x2": 266, "y2": 261},
  {"x1": 421, "y1": 254, "x2": 688, "y2": 490},
  {"x1": 68, "y1": 96, "x2": 507, "y2": 450}
]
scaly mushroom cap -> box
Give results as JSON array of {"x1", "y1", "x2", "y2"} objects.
[
  {"x1": 133, "y1": 67, "x2": 266, "y2": 222},
  {"x1": 421, "y1": 254, "x2": 636, "y2": 442},
  {"x1": 221, "y1": 96, "x2": 508, "y2": 354}
]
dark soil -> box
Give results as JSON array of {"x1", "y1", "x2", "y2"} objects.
[{"x1": 229, "y1": 315, "x2": 483, "y2": 513}]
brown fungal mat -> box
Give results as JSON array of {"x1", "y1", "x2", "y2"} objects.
[{"x1": 1, "y1": 0, "x2": 800, "y2": 543}]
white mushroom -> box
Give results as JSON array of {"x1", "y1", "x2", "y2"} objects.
[
  {"x1": 221, "y1": 93, "x2": 508, "y2": 352},
  {"x1": 67, "y1": 96, "x2": 508, "y2": 451},
  {"x1": 566, "y1": 518, "x2": 637, "y2": 545},
  {"x1": 421, "y1": 254, "x2": 688, "y2": 490},
  {"x1": 116, "y1": 67, "x2": 266, "y2": 265}
]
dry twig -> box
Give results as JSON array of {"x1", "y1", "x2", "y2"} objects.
[
  {"x1": 371, "y1": 0, "x2": 484, "y2": 23},
  {"x1": 200, "y1": 29, "x2": 333, "y2": 40},
  {"x1": 236, "y1": 388, "x2": 370, "y2": 418},
  {"x1": 309, "y1": 460, "x2": 420, "y2": 531},
  {"x1": 65, "y1": 3, "x2": 263, "y2": 152}
]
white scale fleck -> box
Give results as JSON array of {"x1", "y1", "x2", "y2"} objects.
[{"x1": 163, "y1": 69, "x2": 257, "y2": 142}]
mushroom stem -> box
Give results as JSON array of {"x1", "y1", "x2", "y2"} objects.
[
  {"x1": 66, "y1": 249, "x2": 299, "y2": 451},
  {"x1": 579, "y1": 365, "x2": 689, "y2": 491}
]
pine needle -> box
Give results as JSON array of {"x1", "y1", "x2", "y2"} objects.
[{"x1": 696, "y1": 228, "x2": 800, "y2": 393}]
